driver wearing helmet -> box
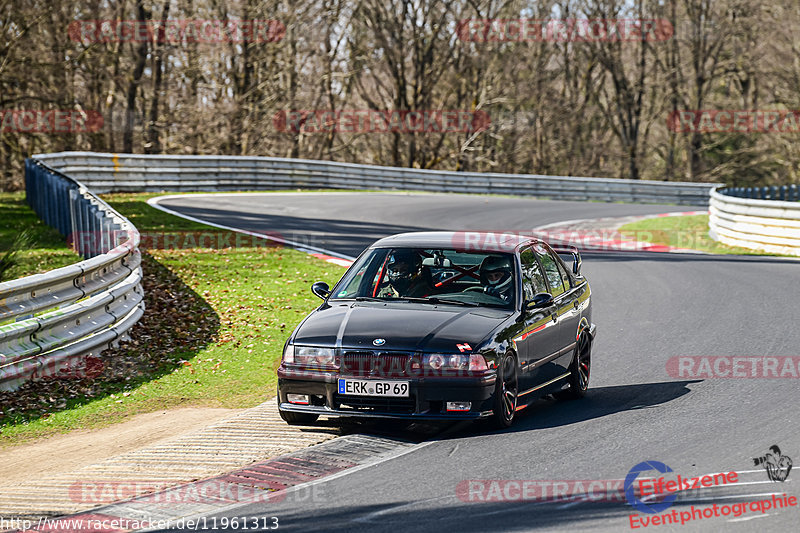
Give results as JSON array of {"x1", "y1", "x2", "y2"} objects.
[
  {"x1": 479, "y1": 255, "x2": 514, "y2": 303},
  {"x1": 378, "y1": 250, "x2": 429, "y2": 298}
]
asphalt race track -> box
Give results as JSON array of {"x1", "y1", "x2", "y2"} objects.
[
  {"x1": 152, "y1": 192, "x2": 688, "y2": 258},
  {"x1": 154, "y1": 192, "x2": 800, "y2": 532}
]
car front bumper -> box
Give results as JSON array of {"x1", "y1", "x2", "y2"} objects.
[{"x1": 277, "y1": 370, "x2": 497, "y2": 420}]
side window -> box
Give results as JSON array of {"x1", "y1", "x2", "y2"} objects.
[
  {"x1": 519, "y1": 247, "x2": 547, "y2": 300},
  {"x1": 333, "y1": 249, "x2": 387, "y2": 298},
  {"x1": 554, "y1": 256, "x2": 571, "y2": 291},
  {"x1": 339, "y1": 267, "x2": 367, "y2": 297},
  {"x1": 533, "y1": 245, "x2": 566, "y2": 297}
]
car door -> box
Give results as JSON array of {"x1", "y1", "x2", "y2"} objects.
[
  {"x1": 515, "y1": 246, "x2": 561, "y2": 390},
  {"x1": 550, "y1": 245, "x2": 582, "y2": 367},
  {"x1": 535, "y1": 244, "x2": 579, "y2": 377}
]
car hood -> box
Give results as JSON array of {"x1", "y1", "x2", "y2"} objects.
[{"x1": 293, "y1": 302, "x2": 512, "y2": 353}]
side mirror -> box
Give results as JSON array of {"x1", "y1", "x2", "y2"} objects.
[
  {"x1": 572, "y1": 251, "x2": 582, "y2": 277},
  {"x1": 525, "y1": 292, "x2": 554, "y2": 311},
  {"x1": 311, "y1": 281, "x2": 331, "y2": 300},
  {"x1": 555, "y1": 247, "x2": 583, "y2": 278}
]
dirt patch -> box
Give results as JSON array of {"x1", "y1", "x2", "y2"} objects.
[{"x1": 0, "y1": 407, "x2": 239, "y2": 486}]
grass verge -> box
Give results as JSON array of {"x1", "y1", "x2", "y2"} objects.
[
  {"x1": 0, "y1": 192, "x2": 82, "y2": 280},
  {"x1": 0, "y1": 192, "x2": 347, "y2": 446},
  {"x1": 617, "y1": 214, "x2": 775, "y2": 255}
]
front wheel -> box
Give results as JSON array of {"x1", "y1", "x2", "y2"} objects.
[
  {"x1": 491, "y1": 353, "x2": 518, "y2": 428},
  {"x1": 564, "y1": 333, "x2": 591, "y2": 399},
  {"x1": 279, "y1": 409, "x2": 319, "y2": 425}
]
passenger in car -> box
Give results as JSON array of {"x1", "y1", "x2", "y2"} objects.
[{"x1": 479, "y1": 255, "x2": 514, "y2": 303}]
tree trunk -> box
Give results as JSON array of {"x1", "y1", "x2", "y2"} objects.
[
  {"x1": 145, "y1": 1, "x2": 169, "y2": 154},
  {"x1": 123, "y1": 0, "x2": 150, "y2": 153}
]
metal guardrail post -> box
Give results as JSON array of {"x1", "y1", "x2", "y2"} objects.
[
  {"x1": 88, "y1": 203, "x2": 98, "y2": 256},
  {"x1": 68, "y1": 188, "x2": 79, "y2": 253},
  {"x1": 101, "y1": 213, "x2": 111, "y2": 253},
  {"x1": 79, "y1": 194, "x2": 90, "y2": 258}
]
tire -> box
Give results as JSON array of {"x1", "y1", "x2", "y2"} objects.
[
  {"x1": 279, "y1": 409, "x2": 319, "y2": 425},
  {"x1": 563, "y1": 333, "x2": 591, "y2": 399},
  {"x1": 491, "y1": 352, "x2": 518, "y2": 428}
]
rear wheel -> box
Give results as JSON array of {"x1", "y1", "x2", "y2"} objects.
[
  {"x1": 278, "y1": 409, "x2": 319, "y2": 425},
  {"x1": 491, "y1": 353, "x2": 518, "y2": 428},
  {"x1": 564, "y1": 333, "x2": 591, "y2": 399}
]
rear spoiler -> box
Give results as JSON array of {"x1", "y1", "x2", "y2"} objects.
[{"x1": 551, "y1": 245, "x2": 582, "y2": 277}]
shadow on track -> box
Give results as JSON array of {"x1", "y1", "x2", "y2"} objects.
[
  {"x1": 288, "y1": 380, "x2": 702, "y2": 444},
  {"x1": 502, "y1": 380, "x2": 701, "y2": 434},
  {"x1": 231, "y1": 492, "x2": 767, "y2": 533}
]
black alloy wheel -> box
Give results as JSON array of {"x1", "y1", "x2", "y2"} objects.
[{"x1": 492, "y1": 352, "x2": 518, "y2": 428}]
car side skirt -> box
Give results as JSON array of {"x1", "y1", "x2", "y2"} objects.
[{"x1": 518, "y1": 371, "x2": 572, "y2": 398}]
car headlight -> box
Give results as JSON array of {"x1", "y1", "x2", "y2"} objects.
[
  {"x1": 282, "y1": 344, "x2": 295, "y2": 363},
  {"x1": 423, "y1": 353, "x2": 463, "y2": 370},
  {"x1": 422, "y1": 353, "x2": 488, "y2": 372},
  {"x1": 289, "y1": 346, "x2": 336, "y2": 367},
  {"x1": 468, "y1": 353, "x2": 488, "y2": 371}
]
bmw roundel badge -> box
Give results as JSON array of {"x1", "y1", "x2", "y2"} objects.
[{"x1": 373, "y1": 338, "x2": 386, "y2": 346}]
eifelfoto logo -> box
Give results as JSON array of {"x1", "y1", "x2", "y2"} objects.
[
  {"x1": 624, "y1": 456, "x2": 796, "y2": 529},
  {"x1": 753, "y1": 445, "x2": 792, "y2": 482},
  {"x1": 624, "y1": 461, "x2": 678, "y2": 514}
]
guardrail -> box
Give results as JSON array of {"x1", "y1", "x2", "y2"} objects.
[
  {"x1": 33, "y1": 152, "x2": 718, "y2": 206},
  {"x1": 0, "y1": 160, "x2": 144, "y2": 391},
  {"x1": 709, "y1": 186, "x2": 800, "y2": 256},
  {"x1": 723, "y1": 185, "x2": 800, "y2": 202}
]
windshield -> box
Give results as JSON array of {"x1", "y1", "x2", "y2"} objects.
[{"x1": 329, "y1": 247, "x2": 517, "y2": 309}]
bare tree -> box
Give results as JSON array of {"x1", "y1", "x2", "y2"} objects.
[{"x1": 1, "y1": 0, "x2": 798, "y2": 189}]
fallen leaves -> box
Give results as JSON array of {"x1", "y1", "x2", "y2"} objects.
[
  {"x1": 0, "y1": 237, "x2": 345, "y2": 433},
  {"x1": 0, "y1": 252, "x2": 220, "y2": 428}
]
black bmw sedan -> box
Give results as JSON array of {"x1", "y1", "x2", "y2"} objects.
[{"x1": 277, "y1": 231, "x2": 595, "y2": 428}]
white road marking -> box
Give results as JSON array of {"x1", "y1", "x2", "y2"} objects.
[
  {"x1": 353, "y1": 494, "x2": 458, "y2": 523},
  {"x1": 728, "y1": 514, "x2": 771, "y2": 523},
  {"x1": 147, "y1": 193, "x2": 356, "y2": 261}
]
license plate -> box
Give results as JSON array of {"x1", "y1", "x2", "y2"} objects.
[{"x1": 338, "y1": 378, "x2": 409, "y2": 397}]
